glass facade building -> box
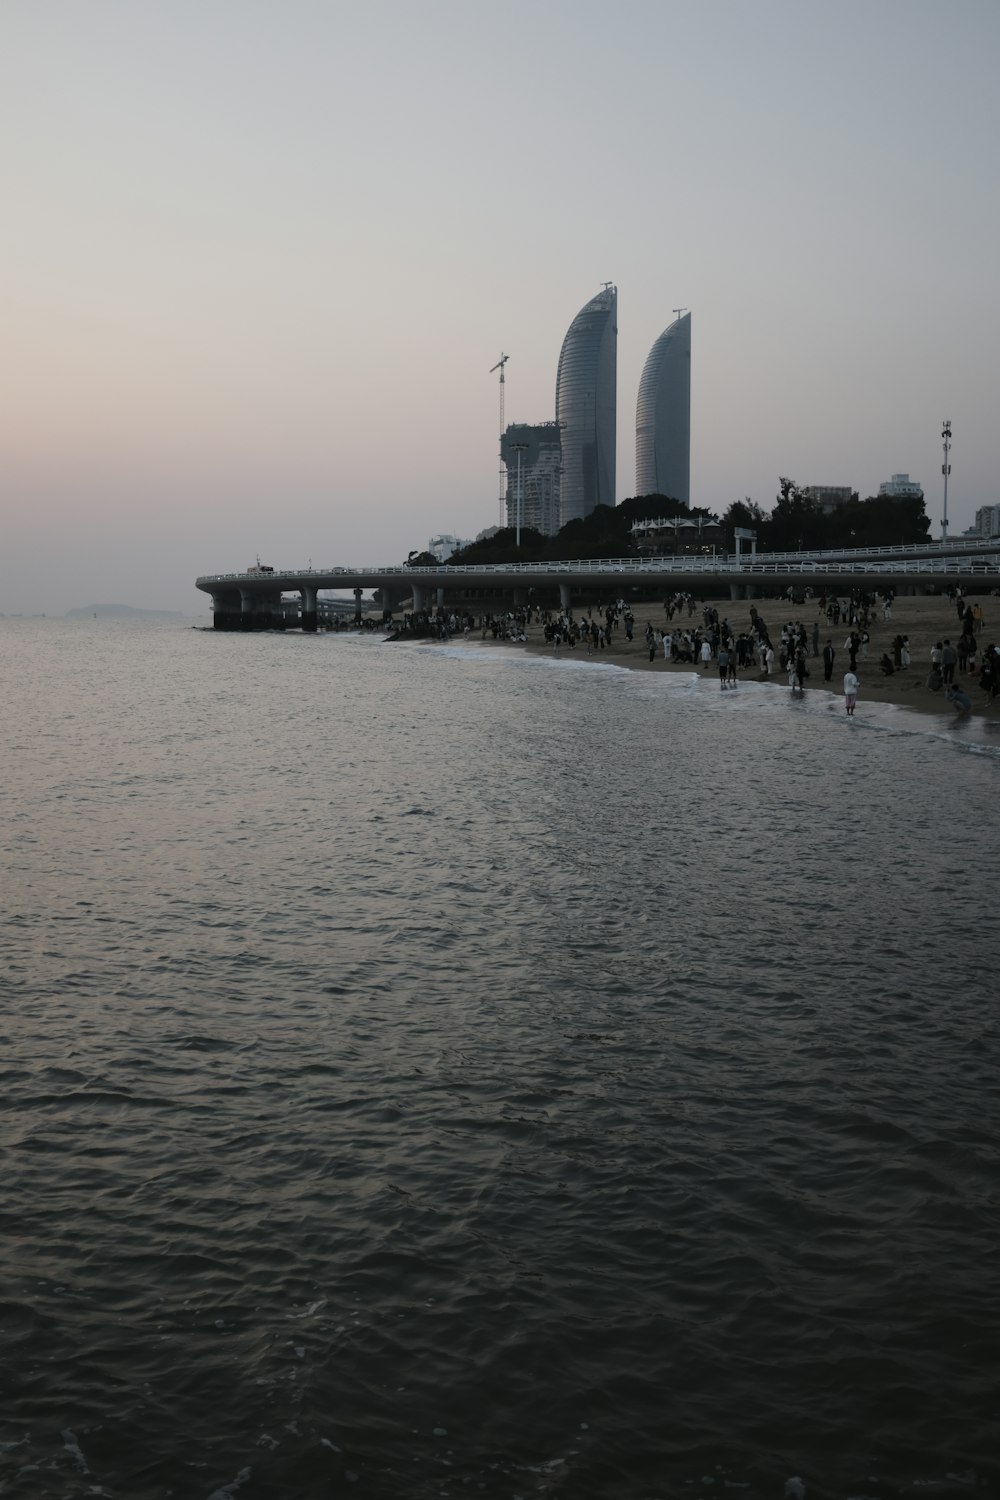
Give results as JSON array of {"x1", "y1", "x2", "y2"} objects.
[
  {"x1": 635, "y1": 311, "x2": 691, "y2": 505},
  {"x1": 555, "y1": 286, "x2": 617, "y2": 526}
]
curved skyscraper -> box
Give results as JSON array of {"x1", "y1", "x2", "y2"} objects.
[
  {"x1": 635, "y1": 311, "x2": 691, "y2": 505},
  {"x1": 555, "y1": 285, "x2": 617, "y2": 527}
]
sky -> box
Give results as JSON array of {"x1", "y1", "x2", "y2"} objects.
[{"x1": 3, "y1": 0, "x2": 998, "y2": 614}]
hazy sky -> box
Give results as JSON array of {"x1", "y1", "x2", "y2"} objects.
[{"x1": 3, "y1": 0, "x2": 998, "y2": 613}]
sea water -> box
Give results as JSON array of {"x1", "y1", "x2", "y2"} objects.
[{"x1": 1, "y1": 617, "x2": 998, "y2": 1499}]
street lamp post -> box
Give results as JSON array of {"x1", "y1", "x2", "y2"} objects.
[
  {"x1": 941, "y1": 420, "x2": 952, "y2": 541},
  {"x1": 511, "y1": 442, "x2": 529, "y2": 547}
]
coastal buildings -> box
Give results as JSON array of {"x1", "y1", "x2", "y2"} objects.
[
  {"x1": 630, "y1": 513, "x2": 722, "y2": 554},
  {"x1": 968, "y1": 504, "x2": 1000, "y2": 538},
  {"x1": 878, "y1": 473, "x2": 924, "y2": 499},
  {"x1": 635, "y1": 311, "x2": 691, "y2": 505},
  {"x1": 427, "y1": 534, "x2": 474, "y2": 562},
  {"x1": 500, "y1": 422, "x2": 561, "y2": 536},
  {"x1": 555, "y1": 284, "x2": 617, "y2": 526}
]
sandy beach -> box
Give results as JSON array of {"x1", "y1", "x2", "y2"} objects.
[{"x1": 473, "y1": 591, "x2": 998, "y2": 720}]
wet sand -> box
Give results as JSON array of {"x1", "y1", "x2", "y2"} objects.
[{"x1": 481, "y1": 593, "x2": 997, "y2": 719}]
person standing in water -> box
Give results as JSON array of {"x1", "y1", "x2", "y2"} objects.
[{"x1": 843, "y1": 668, "x2": 860, "y2": 717}]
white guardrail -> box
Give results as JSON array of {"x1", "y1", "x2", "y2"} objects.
[{"x1": 198, "y1": 555, "x2": 1000, "y2": 584}]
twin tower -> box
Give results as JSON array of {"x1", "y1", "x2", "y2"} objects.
[{"x1": 501, "y1": 286, "x2": 691, "y2": 537}]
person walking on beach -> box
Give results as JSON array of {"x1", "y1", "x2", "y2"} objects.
[
  {"x1": 846, "y1": 632, "x2": 860, "y2": 671},
  {"x1": 941, "y1": 640, "x2": 958, "y2": 685},
  {"x1": 822, "y1": 640, "x2": 835, "y2": 682},
  {"x1": 844, "y1": 669, "x2": 860, "y2": 716}
]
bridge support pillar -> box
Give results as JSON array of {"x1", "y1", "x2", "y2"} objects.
[
  {"x1": 513, "y1": 586, "x2": 527, "y2": 608},
  {"x1": 354, "y1": 586, "x2": 364, "y2": 623},
  {"x1": 411, "y1": 583, "x2": 427, "y2": 614},
  {"x1": 744, "y1": 584, "x2": 758, "y2": 600},
  {"x1": 729, "y1": 582, "x2": 744, "y2": 601},
  {"x1": 240, "y1": 589, "x2": 260, "y2": 629},
  {"x1": 559, "y1": 583, "x2": 572, "y2": 612},
  {"x1": 242, "y1": 589, "x2": 282, "y2": 629},
  {"x1": 301, "y1": 584, "x2": 318, "y2": 633},
  {"x1": 212, "y1": 592, "x2": 240, "y2": 630},
  {"x1": 436, "y1": 587, "x2": 445, "y2": 608}
]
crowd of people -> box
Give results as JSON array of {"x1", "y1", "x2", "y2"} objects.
[{"x1": 389, "y1": 586, "x2": 1000, "y2": 715}]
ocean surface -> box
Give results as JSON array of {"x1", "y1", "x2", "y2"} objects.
[{"x1": 2, "y1": 616, "x2": 998, "y2": 1500}]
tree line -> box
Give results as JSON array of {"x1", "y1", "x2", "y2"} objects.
[
  {"x1": 403, "y1": 482, "x2": 931, "y2": 568},
  {"x1": 726, "y1": 478, "x2": 930, "y2": 554}
]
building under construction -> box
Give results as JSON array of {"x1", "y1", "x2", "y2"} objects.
[{"x1": 500, "y1": 422, "x2": 562, "y2": 537}]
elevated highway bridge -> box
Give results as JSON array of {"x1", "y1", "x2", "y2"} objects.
[{"x1": 196, "y1": 537, "x2": 1000, "y2": 631}]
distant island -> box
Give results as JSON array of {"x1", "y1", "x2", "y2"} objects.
[{"x1": 65, "y1": 604, "x2": 184, "y2": 619}]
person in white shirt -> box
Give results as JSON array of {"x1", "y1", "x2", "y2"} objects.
[{"x1": 843, "y1": 670, "x2": 860, "y2": 716}]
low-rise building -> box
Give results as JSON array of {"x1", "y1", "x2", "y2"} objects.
[
  {"x1": 630, "y1": 515, "x2": 724, "y2": 554},
  {"x1": 427, "y1": 534, "x2": 474, "y2": 562},
  {"x1": 878, "y1": 472, "x2": 923, "y2": 498}
]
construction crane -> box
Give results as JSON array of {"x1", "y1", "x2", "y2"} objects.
[{"x1": 490, "y1": 353, "x2": 509, "y2": 526}]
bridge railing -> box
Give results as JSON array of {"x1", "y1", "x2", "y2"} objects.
[
  {"x1": 748, "y1": 537, "x2": 1000, "y2": 563},
  {"x1": 197, "y1": 555, "x2": 1000, "y2": 589}
]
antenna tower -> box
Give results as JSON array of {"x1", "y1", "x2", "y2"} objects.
[{"x1": 490, "y1": 353, "x2": 509, "y2": 526}]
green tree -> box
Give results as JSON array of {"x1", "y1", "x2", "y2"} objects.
[
  {"x1": 825, "y1": 493, "x2": 931, "y2": 549},
  {"x1": 445, "y1": 529, "x2": 545, "y2": 566},
  {"x1": 764, "y1": 479, "x2": 829, "y2": 552},
  {"x1": 542, "y1": 505, "x2": 631, "y2": 559},
  {"x1": 720, "y1": 497, "x2": 768, "y2": 554},
  {"x1": 619, "y1": 493, "x2": 692, "y2": 522}
]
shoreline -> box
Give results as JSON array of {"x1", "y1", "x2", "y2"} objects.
[{"x1": 447, "y1": 594, "x2": 998, "y2": 723}]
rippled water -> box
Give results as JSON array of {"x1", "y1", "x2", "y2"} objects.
[{"x1": 2, "y1": 618, "x2": 998, "y2": 1500}]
